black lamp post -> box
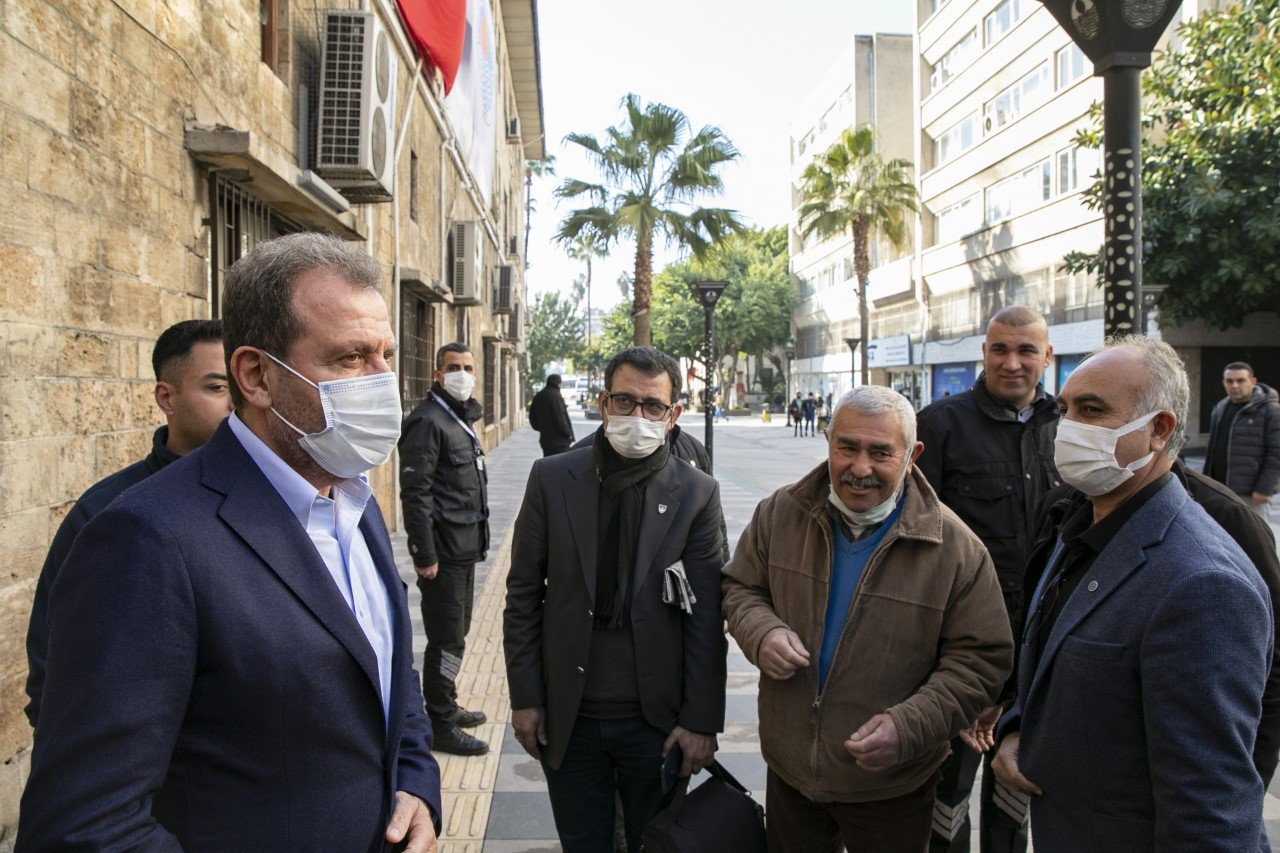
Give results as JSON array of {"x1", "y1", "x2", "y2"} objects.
[
  {"x1": 784, "y1": 340, "x2": 796, "y2": 426},
  {"x1": 844, "y1": 337, "x2": 862, "y2": 389},
  {"x1": 690, "y1": 280, "x2": 728, "y2": 474},
  {"x1": 1037, "y1": 0, "x2": 1183, "y2": 338}
]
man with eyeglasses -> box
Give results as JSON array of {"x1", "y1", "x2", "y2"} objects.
[{"x1": 504, "y1": 346, "x2": 728, "y2": 853}]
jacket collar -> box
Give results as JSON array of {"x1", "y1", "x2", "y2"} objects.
[
  {"x1": 145, "y1": 425, "x2": 182, "y2": 473},
  {"x1": 972, "y1": 373, "x2": 1050, "y2": 422},
  {"x1": 786, "y1": 461, "x2": 946, "y2": 545}
]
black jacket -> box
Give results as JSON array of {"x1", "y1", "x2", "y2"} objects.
[
  {"x1": 916, "y1": 375, "x2": 1061, "y2": 625},
  {"x1": 25, "y1": 426, "x2": 181, "y2": 729},
  {"x1": 1204, "y1": 383, "x2": 1280, "y2": 497},
  {"x1": 528, "y1": 384, "x2": 574, "y2": 450},
  {"x1": 1021, "y1": 458, "x2": 1280, "y2": 784},
  {"x1": 399, "y1": 389, "x2": 489, "y2": 567}
]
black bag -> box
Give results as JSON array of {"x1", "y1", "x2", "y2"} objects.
[{"x1": 641, "y1": 760, "x2": 766, "y2": 853}]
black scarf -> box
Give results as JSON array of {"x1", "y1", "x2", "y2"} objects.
[
  {"x1": 431, "y1": 382, "x2": 482, "y2": 424},
  {"x1": 591, "y1": 426, "x2": 670, "y2": 628}
]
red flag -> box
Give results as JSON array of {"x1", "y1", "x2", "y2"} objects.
[{"x1": 395, "y1": 0, "x2": 467, "y2": 94}]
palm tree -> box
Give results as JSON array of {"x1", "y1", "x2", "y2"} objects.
[
  {"x1": 556, "y1": 93, "x2": 744, "y2": 346},
  {"x1": 798, "y1": 125, "x2": 917, "y2": 386},
  {"x1": 565, "y1": 230, "x2": 607, "y2": 351}
]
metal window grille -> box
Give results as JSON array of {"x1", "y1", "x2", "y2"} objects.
[
  {"x1": 400, "y1": 287, "x2": 436, "y2": 416},
  {"x1": 483, "y1": 342, "x2": 496, "y2": 424},
  {"x1": 500, "y1": 349, "x2": 509, "y2": 419},
  {"x1": 209, "y1": 175, "x2": 301, "y2": 316}
]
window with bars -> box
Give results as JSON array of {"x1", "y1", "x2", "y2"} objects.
[
  {"x1": 483, "y1": 341, "x2": 496, "y2": 424},
  {"x1": 209, "y1": 176, "x2": 302, "y2": 316},
  {"x1": 400, "y1": 285, "x2": 437, "y2": 416},
  {"x1": 500, "y1": 349, "x2": 510, "y2": 420}
]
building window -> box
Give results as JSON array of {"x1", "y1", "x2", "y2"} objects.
[
  {"x1": 399, "y1": 286, "x2": 436, "y2": 416},
  {"x1": 930, "y1": 28, "x2": 978, "y2": 94},
  {"x1": 1057, "y1": 144, "x2": 1100, "y2": 195},
  {"x1": 985, "y1": 160, "x2": 1051, "y2": 224},
  {"x1": 409, "y1": 150, "x2": 419, "y2": 223},
  {"x1": 983, "y1": 63, "x2": 1049, "y2": 135},
  {"x1": 1056, "y1": 43, "x2": 1088, "y2": 89},
  {"x1": 483, "y1": 341, "x2": 497, "y2": 424},
  {"x1": 500, "y1": 349, "x2": 510, "y2": 419},
  {"x1": 934, "y1": 194, "x2": 981, "y2": 244},
  {"x1": 934, "y1": 112, "x2": 980, "y2": 166},
  {"x1": 984, "y1": 0, "x2": 1025, "y2": 46},
  {"x1": 929, "y1": 289, "x2": 980, "y2": 338},
  {"x1": 1058, "y1": 265, "x2": 1104, "y2": 321},
  {"x1": 261, "y1": 0, "x2": 279, "y2": 71},
  {"x1": 209, "y1": 176, "x2": 301, "y2": 317}
]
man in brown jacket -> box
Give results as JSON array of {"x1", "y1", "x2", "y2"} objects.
[{"x1": 723, "y1": 385, "x2": 1013, "y2": 852}]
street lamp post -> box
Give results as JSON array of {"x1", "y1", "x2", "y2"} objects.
[
  {"x1": 690, "y1": 281, "x2": 728, "y2": 474},
  {"x1": 1036, "y1": 0, "x2": 1183, "y2": 338},
  {"x1": 844, "y1": 337, "x2": 862, "y2": 390},
  {"x1": 784, "y1": 340, "x2": 796, "y2": 426}
]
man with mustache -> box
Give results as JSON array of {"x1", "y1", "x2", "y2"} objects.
[
  {"x1": 915, "y1": 305, "x2": 1061, "y2": 853},
  {"x1": 723, "y1": 385, "x2": 1012, "y2": 852}
]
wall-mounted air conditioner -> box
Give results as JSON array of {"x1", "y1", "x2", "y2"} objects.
[
  {"x1": 316, "y1": 10, "x2": 396, "y2": 203},
  {"x1": 507, "y1": 116, "x2": 521, "y2": 142},
  {"x1": 494, "y1": 265, "x2": 514, "y2": 314},
  {"x1": 452, "y1": 221, "x2": 482, "y2": 305}
]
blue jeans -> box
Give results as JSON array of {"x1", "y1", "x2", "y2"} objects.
[{"x1": 541, "y1": 716, "x2": 668, "y2": 853}]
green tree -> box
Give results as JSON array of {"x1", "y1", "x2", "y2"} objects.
[
  {"x1": 566, "y1": 230, "x2": 607, "y2": 351},
  {"x1": 1063, "y1": 1, "x2": 1280, "y2": 328},
  {"x1": 526, "y1": 290, "x2": 584, "y2": 392},
  {"x1": 798, "y1": 125, "x2": 917, "y2": 385},
  {"x1": 555, "y1": 93, "x2": 745, "y2": 346}
]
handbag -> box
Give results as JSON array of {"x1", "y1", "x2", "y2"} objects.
[{"x1": 641, "y1": 759, "x2": 766, "y2": 853}]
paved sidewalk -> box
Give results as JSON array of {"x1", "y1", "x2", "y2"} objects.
[{"x1": 395, "y1": 411, "x2": 1280, "y2": 851}]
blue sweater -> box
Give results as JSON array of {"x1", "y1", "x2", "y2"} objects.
[{"x1": 818, "y1": 499, "x2": 904, "y2": 691}]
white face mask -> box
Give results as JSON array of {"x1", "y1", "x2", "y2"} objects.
[
  {"x1": 828, "y1": 469, "x2": 907, "y2": 528},
  {"x1": 1054, "y1": 410, "x2": 1161, "y2": 496},
  {"x1": 441, "y1": 370, "x2": 476, "y2": 402},
  {"x1": 604, "y1": 414, "x2": 668, "y2": 459},
  {"x1": 265, "y1": 352, "x2": 403, "y2": 479}
]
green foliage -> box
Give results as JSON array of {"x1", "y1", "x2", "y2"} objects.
[
  {"x1": 526, "y1": 291, "x2": 584, "y2": 391},
  {"x1": 648, "y1": 227, "x2": 797, "y2": 388},
  {"x1": 555, "y1": 93, "x2": 745, "y2": 345},
  {"x1": 1064, "y1": 1, "x2": 1280, "y2": 328}
]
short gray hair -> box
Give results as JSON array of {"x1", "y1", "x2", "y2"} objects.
[
  {"x1": 829, "y1": 385, "x2": 917, "y2": 450},
  {"x1": 221, "y1": 233, "x2": 383, "y2": 408},
  {"x1": 1086, "y1": 335, "x2": 1189, "y2": 459}
]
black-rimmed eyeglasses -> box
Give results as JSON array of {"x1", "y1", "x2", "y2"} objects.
[{"x1": 605, "y1": 393, "x2": 675, "y2": 421}]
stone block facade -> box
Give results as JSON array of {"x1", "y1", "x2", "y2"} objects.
[{"x1": 0, "y1": 0, "x2": 542, "y2": 839}]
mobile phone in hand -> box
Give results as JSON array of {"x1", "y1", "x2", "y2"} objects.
[{"x1": 661, "y1": 743, "x2": 684, "y2": 795}]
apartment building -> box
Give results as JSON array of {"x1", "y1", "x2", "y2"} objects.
[
  {"x1": 788, "y1": 34, "x2": 915, "y2": 402},
  {"x1": 0, "y1": 0, "x2": 542, "y2": 833}
]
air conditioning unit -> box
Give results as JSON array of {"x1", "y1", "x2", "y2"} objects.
[
  {"x1": 494, "y1": 265, "x2": 514, "y2": 314},
  {"x1": 316, "y1": 10, "x2": 396, "y2": 203},
  {"x1": 929, "y1": 68, "x2": 943, "y2": 92},
  {"x1": 508, "y1": 235, "x2": 519, "y2": 258},
  {"x1": 451, "y1": 221, "x2": 482, "y2": 305},
  {"x1": 506, "y1": 116, "x2": 521, "y2": 142},
  {"x1": 983, "y1": 112, "x2": 995, "y2": 134}
]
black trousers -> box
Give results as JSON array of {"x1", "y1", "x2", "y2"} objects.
[
  {"x1": 416, "y1": 561, "x2": 475, "y2": 720},
  {"x1": 766, "y1": 767, "x2": 937, "y2": 853},
  {"x1": 929, "y1": 740, "x2": 1028, "y2": 853}
]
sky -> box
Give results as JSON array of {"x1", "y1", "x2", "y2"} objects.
[{"x1": 523, "y1": 0, "x2": 915, "y2": 313}]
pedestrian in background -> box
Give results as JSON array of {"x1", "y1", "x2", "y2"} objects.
[
  {"x1": 915, "y1": 305, "x2": 1060, "y2": 853},
  {"x1": 802, "y1": 392, "x2": 817, "y2": 436},
  {"x1": 994, "y1": 337, "x2": 1270, "y2": 853},
  {"x1": 399, "y1": 342, "x2": 492, "y2": 756},
  {"x1": 789, "y1": 394, "x2": 802, "y2": 435},
  {"x1": 529, "y1": 373, "x2": 575, "y2": 456},
  {"x1": 505, "y1": 346, "x2": 727, "y2": 853},
  {"x1": 723, "y1": 385, "x2": 1012, "y2": 853},
  {"x1": 23, "y1": 319, "x2": 232, "y2": 731},
  {"x1": 1203, "y1": 361, "x2": 1280, "y2": 520},
  {"x1": 19, "y1": 233, "x2": 441, "y2": 850}
]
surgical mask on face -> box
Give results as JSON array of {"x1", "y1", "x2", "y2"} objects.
[
  {"x1": 604, "y1": 414, "x2": 668, "y2": 459},
  {"x1": 828, "y1": 471, "x2": 906, "y2": 528},
  {"x1": 1053, "y1": 410, "x2": 1161, "y2": 497},
  {"x1": 441, "y1": 370, "x2": 476, "y2": 401},
  {"x1": 264, "y1": 352, "x2": 402, "y2": 479}
]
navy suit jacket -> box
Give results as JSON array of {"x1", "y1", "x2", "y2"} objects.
[
  {"x1": 18, "y1": 421, "x2": 441, "y2": 852},
  {"x1": 1001, "y1": 478, "x2": 1272, "y2": 853}
]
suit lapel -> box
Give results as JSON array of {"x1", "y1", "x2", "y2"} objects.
[
  {"x1": 563, "y1": 453, "x2": 601, "y2": 602},
  {"x1": 632, "y1": 462, "x2": 682, "y2": 601},
  {"x1": 360, "y1": 503, "x2": 407, "y2": 753},
  {"x1": 203, "y1": 425, "x2": 382, "y2": 702},
  {"x1": 1025, "y1": 480, "x2": 1188, "y2": 706}
]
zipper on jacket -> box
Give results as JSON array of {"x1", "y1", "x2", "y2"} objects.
[{"x1": 810, "y1": 696, "x2": 821, "y2": 725}]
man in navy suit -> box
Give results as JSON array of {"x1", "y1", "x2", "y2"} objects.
[
  {"x1": 992, "y1": 336, "x2": 1272, "y2": 853},
  {"x1": 18, "y1": 233, "x2": 442, "y2": 852}
]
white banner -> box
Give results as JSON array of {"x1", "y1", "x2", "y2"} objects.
[{"x1": 444, "y1": 0, "x2": 497, "y2": 203}]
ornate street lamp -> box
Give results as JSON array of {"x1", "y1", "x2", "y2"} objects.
[
  {"x1": 690, "y1": 281, "x2": 728, "y2": 474},
  {"x1": 1037, "y1": 0, "x2": 1183, "y2": 337},
  {"x1": 845, "y1": 337, "x2": 862, "y2": 389},
  {"x1": 784, "y1": 339, "x2": 796, "y2": 426}
]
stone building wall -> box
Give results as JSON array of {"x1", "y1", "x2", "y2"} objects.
[{"x1": 0, "y1": 0, "x2": 537, "y2": 843}]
